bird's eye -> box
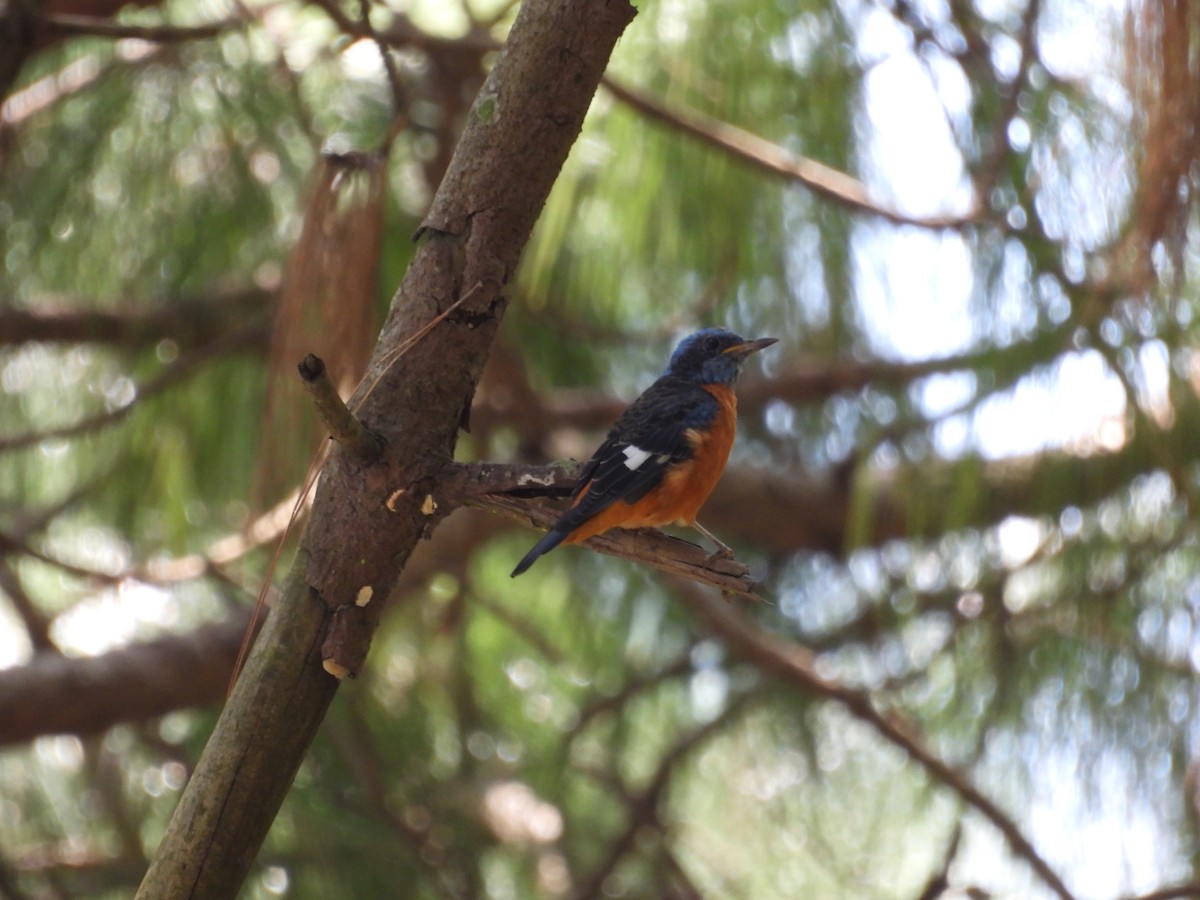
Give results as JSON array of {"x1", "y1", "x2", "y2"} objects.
[{"x1": 704, "y1": 337, "x2": 720, "y2": 352}]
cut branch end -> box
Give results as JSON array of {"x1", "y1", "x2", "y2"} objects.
[{"x1": 297, "y1": 353, "x2": 383, "y2": 465}]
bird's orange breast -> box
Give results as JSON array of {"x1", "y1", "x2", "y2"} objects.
[{"x1": 564, "y1": 384, "x2": 738, "y2": 544}]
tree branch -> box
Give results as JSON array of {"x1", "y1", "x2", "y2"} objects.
[
  {"x1": 0, "y1": 325, "x2": 263, "y2": 454},
  {"x1": 601, "y1": 76, "x2": 978, "y2": 229},
  {"x1": 443, "y1": 400, "x2": 1190, "y2": 564},
  {"x1": 675, "y1": 582, "x2": 1076, "y2": 900},
  {"x1": 136, "y1": 2, "x2": 637, "y2": 895},
  {"x1": 297, "y1": 353, "x2": 382, "y2": 466},
  {"x1": 0, "y1": 565, "x2": 56, "y2": 653},
  {"x1": 0, "y1": 288, "x2": 272, "y2": 349},
  {"x1": 569, "y1": 654, "x2": 694, "y2": 739},
  {"x1": 572, "y1": 695, "x2": 755, "y2": 900},
  {"x1": 440, "y1": 461, "x2": 761, "y2": 600},
  {"x1": 971, "y1": 0, "x2": 1043, "y2": 208},
  {"x1": 37, "y1": 12, "x2": 245, "y2": 43},
  {"x1": 914, "y1": 824, "x2": 962, "y2": 900},
  {"x1": 0, "y1": 611, "x2": 255, "y2": 747},
  {"x1": 1125, "y1": 883, "x2": 1200, "y2": 900}
]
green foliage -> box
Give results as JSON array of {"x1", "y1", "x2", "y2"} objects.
[{"x1": 4, "y1": 0, "x2": 1200, "y2": 897}]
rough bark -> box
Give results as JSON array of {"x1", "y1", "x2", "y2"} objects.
[{"x1": 135, "y1": 2, "x2": 635, "y2": 897}]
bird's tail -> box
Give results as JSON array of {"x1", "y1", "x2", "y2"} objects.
[{"x1": 511, "y1": 529, "x2": 568, "y2": 577}]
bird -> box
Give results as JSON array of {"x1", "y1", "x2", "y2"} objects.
[{"x1": 511, "y1": 327, "x2": 777, "y2": 577}]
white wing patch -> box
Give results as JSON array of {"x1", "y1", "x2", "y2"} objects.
[{"x1": 622, "y1": 445, "x2": 653, "y2": 471}]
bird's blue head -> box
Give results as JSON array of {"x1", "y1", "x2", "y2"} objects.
[{"x1": 665, "y1": 328, "x2": 778, "y2": 385}]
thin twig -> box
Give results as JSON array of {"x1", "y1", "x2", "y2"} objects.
[
  {"x1": 572, "y1": 694, "x2": 757, "y2": 900},
  {"x1": 440, "y1": 460, "x2": 761, "y2": 599},
  {"x1": 601, "y1": 76, "x2": 978, "y2": 230},
  {"x1": 476, "y1": 491, "x2": 761, "y2": 601},
  {"x1": 658, "y1": 844, "x2": 705, "y2": 900},
  {"x1": 0, "y1": 565, "x2": 57, "y2": 653},
  {"x1": 326, "y1": 701, "x2": 468, "y2": 900},
  {"x1": 569, "y1": 654, "x2": 693, "y2": 739},
  {"x1": 475, "y1": 0, "x2": 522, "y2": 29},
  {"x1": 297, "y1": 354, "x2": 383, "y2": 466},
  {"x1": 354, "y1": 0, "x2": 406, "y2": 122},
  {"x1": 133, "y1": 487, "x2": 306, "y2": 584},
  {"x1": 0, "y1": 528, "x2": 121, "y2": 585},
  {"x1": 230, "y1": 290, "x2": 488, "y2": 691},
  {"x1": 674, "y1": 581, "x2": 1077, "y2": 900},
  {"x1": 972, "y1": 0, "x2": 1043, "y2": 208},
  {"x1": 308, "y1": 0, "x2": 499, "y2": 56},
  {"x1": 469, "y1": 593, "x2": 568, "y2": 664},
  {"x1": 914, "y1": 823, "x2": 962, "y2": 900},
  {"x1": 0, "y1": 325, "x2": 260, "y2": 454},
  {"x1": 39, "y1": 12, "x2": 245, "y2": 43},
  {"x1": 0, "y1": 287, "x2": 272, "y2": 349},
  {"x1": 1123, "y1": 883, "x2": 1200, "y2": 900}
]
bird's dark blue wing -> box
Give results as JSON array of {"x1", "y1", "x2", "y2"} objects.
[{"x1": 555, "y1": 376, "x2": 718, "y2": 531}]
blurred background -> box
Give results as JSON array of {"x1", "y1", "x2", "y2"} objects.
[{"x1": 2, "y1": 0, "x2": 1198, "y2": 897}]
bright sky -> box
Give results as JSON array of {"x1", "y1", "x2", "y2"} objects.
[{"x1": 854, "y1": 0, "x2": 1147, "y2": 464}]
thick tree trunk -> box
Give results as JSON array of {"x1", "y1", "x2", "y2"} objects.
[{"x1": 135, "y1": 2, "x2": 635, "y2": 896}]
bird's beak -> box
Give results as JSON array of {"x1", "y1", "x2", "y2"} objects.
[{"x1": 723, "y1": 337, "x2": 778, "y2": 358}]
